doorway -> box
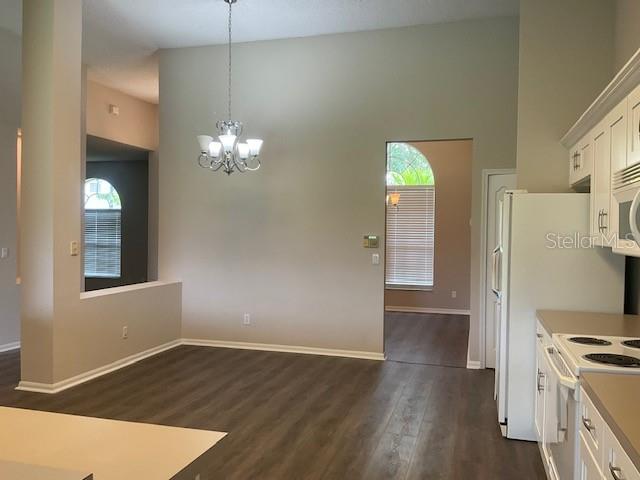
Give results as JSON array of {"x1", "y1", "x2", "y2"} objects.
[
  {"x1": 383, "y1": 139, "x2": 472, "y2": 367},
  {"x1": 481, "y1": 171, "x2": 516, "y2": 369}
]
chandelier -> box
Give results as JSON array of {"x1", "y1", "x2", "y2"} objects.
[{"x1": 196, "y1": 0, "x2": 263, "y2": 175}]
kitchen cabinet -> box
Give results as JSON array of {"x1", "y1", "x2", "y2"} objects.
[
  {"x1": 580, "y1": 432, "x2": 605, "y2": 480},
  {"x1": 569, "y1": 136, "x2": 593, "y2": 187},
  {"x1": 535, "y1": 340, "x2": 547, "y2": 443},
  {"x1": 589, "y1": 101, "x2": 628, "y2": 246},
  {"x1": 609, "y1": 100, "x2": 628, "y2": 177},
  {"x1": 591, "y1": 122, "x2": 610, "y2": 246},
  {"x1": 579, "y1": 388, "x2": 640, "y2": 480},
  {"x1": 605, "y1": 427, "x2": 640, "y2": 480},
  {"x1": 562, "y1": 49, "x2": 640, "y2": 257},
  {"x1": 628, "y1": 83, "x2": 640, "y2": 168}
]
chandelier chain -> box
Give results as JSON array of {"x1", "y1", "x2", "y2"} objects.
[{"x1": 227, "y1": 0, "x2": 232, "y2": 121}]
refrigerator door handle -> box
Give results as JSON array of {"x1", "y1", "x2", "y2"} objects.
[{"x1": 491, "y1": 246, "x2": 501, "y2": 296}]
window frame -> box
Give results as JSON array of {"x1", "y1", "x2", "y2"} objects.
[
  {"x1": 83, "y1": 178, "x2": 122, "y2": 279},
  {"x1": 385, "y1": 143, "x2": 436, "y2": 290}
]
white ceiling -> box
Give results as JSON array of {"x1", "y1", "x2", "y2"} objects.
[{"x1": 1, "y1": 0, "x2": 519, "y2": 104}]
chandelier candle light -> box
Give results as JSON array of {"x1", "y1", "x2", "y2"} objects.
[{"x1": 197, "y1": 0, "x2": 263, "y2": 175}]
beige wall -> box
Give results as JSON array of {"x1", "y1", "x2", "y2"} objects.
[
  {"x1": 0, "y1": 27, "x2": 21, "y2": 349},
  {"x1": 385, "y1": 139, "x2": 472, "y2": 312},
  {"x1": 615, "y1": 0, "x2": 640, "y2": 72},
  {"x1": 159, "y1": 18, "x2": 519, "y2": 360},
  {"x1": 20, "y1": 0, "x2": 181, "y2": 385},
  {"x1": 86, "y1": 80, "x2": 158, "y2": 151},
  {"x1": 516, "y1": 0, "x2": 615, "y2": 192}
]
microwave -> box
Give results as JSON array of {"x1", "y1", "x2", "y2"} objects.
[{"x1": 613, "y1": 165, "x2": 640, "y2": 257}]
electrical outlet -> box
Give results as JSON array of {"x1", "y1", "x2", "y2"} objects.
[
  {"x1": 451, "y1": 290, "x2": 457, "y2": 299},
  {"x1": 243, "y1": 313, "x2": 251, "y2": 326},
  {"x1": 122, "y1": 326, "x2": 128, "y2": 339},
  {"x1": 194, "y1": 475, "x2": 201, "y2": 480}
]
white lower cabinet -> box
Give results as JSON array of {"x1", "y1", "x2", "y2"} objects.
[
  {"x1": 578, "y1": 388, "x2": 640, "y2": 480},
  {"x1": 580, "y1": 431, "x2": 605, "y2": 480},
  {"x1": 605, "y1": 426, "x2": 640, "y2": 480}
]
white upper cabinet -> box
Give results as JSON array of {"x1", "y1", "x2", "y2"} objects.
[
  {"x1": 569, "y1": 135, "x2": 593, "y2": 186},
  {"x1": 591, "y1": 123, "x2": 610, "y2": 245},
  {"x1": 609, "y1": 99, "x2": 628, "y2": 176},
  {"x1": 563, "y1": 50, "x2": 640, "y2": 253},
  {"x1": 628, "y1": 83, "x2": 640, "y2": 168}
]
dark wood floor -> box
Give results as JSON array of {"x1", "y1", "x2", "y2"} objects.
[
  {"x1": 0, "y1": 346, "x2": 544, "y2": 479},
  {"x1": 385, "y1": 312, "x2": 470, "y2": 367}
]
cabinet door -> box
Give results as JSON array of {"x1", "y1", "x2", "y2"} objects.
[
  {"x1": 592, "y1": 123, "x2": 610, "y2": 245},
  {"x1": 609, "y1": 99, "x2": 628, "y2": 176},
  {"x1": 570, "y1": 145, "x2": 581, "y2": 186},
  {"x1": 534, "y1": 342, "x2": 547, "y2": 443},
  {"x1": 628, "y1": 84, "x2": 640, "y2": 168},
  {"x1": 569, "y1": 138, "x2": 593, "y2": 186},
  {"x1": 604, "y1": 426, "x2": 640, "y2": 480},
  {"x1": 580, "y1": 432, "x2": 605, "y2": 480}
]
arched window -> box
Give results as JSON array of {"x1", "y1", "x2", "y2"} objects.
[
  {"x1": 385, "y1": 143, "x2": 435, "y2": 289},
  {"x1": 84, "y1": 178, "x2": 122, "y2": 278}
]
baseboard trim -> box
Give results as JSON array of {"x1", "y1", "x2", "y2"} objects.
[
  {"x1": 16, "y1": 337, "x2": 384, "y2": 394},
  {"x1": 0, "y1": 341, "x2": 20, "y2": 353},
  {"x1": 16, "y1": 339, "x2": 182, "y2": 394},
  {"x1": 181, "y1": 338, "x2": 385, "y2": 361},
  {"x1": 385, "y1": 306, "x2": 471, "y2": 316},
  {"x1": 466, "y1": 360, "x2": 482, "y2": 370}
]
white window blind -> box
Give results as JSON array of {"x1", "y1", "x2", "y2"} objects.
[
  {"x1": 84, "y1": 209, "x2": 121, "y2": 278},
  {"x1": 385, "y1": 185, "x2": 435, "y2": 288}
]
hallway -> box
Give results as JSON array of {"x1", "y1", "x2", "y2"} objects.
[{"x1": 384, "y1": 312, "x2": 469, "y2": 367}]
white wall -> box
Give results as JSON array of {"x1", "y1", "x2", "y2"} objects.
[
  {"x1": 615, "y1": 0, "x2": 640, "y2": 71},
  {"x1": 159, "y1": 18, "x2": 519, "y2": 360},
  {"x1": 20, "y1": 0, "x2": 181, "y2": 386},
  {"x1": 86, "y1": 80, "x2": 158, "y2": 151},
  {"x1": 0, "y1": 27, "x2": 21, "y2": 349},
  {"x1": 516, "y1": 0, "x2": 615, "y2": 192}
]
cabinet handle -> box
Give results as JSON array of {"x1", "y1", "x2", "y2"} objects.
[
  {"x1": 602, "y1": 211, "x2": 608, "y2": 232},
  {"x1": 609, "y1": 462, "x2": 625, "y2": 480},
  {"x1": 581, "y1": 416, "x2": 595, "y2": 434},
  {"x1": 598, "y1": 210, "x2": 603, "y2": 232},
  {"x1": 537, "y1": 370, "x2": 545, "y2": 393}
]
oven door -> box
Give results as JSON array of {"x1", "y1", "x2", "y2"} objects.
[
  {"x1": 543, "y1": 346, "x2": 579, "y2": 480},
  {"x1": 613, "y1": 185, "x2": 640, "y2": 256}
]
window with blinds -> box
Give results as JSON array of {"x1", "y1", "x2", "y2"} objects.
[
  {"x1": 84, "y1": 178, "x2": 122, "y2": 279},
  {"x1": 385, "y1": 185, "x2": 435, "y2": 288},
  {"x1": 84, "y1": 209, "x2": 122, "y2": 278}
]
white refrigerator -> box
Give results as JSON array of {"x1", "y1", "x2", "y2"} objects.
[{"x1": 493, "y1": 192, "x2": 624, "y2": 441}]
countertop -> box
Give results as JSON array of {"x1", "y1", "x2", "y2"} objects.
[
  {"x1": 581, "y1": 373, "x2": 640, "y2": 471},
  {"x1": 536, "y1": 310, "x2": 640, "y2": 337},
  {"x1": 0, "y1": 461, "x2": 92, "y2": 480},
  {"x1": 0, "y1": 407, "x2": 226, "y2": 480}
]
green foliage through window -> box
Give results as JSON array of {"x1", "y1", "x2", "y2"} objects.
[{"x1": 386, "y1": 143, "x2": 435, "y2": 186}]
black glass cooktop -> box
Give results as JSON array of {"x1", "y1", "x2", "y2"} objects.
[
  {"x1": 583, "y1": 353, "x2": 640, "y2": 367},
  {"x1": 622, "y1": 339, "x2": 640, "y2": 349},
  {"x1": 569, "y1": 337, "x2": 612, "y2": 346}
]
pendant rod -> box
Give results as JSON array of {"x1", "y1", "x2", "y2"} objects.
[{"x1": 227, "y1": 0, "x2": 232, "y2": 121}]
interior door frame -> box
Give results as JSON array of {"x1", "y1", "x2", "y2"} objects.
[{"x1": 478, "y1": 168, "x2": 516, "y2": 369}]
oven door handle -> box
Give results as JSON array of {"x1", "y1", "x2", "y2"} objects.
[
  {"x1": 544, "y1": 346, "x2": 578, "y2": 391},
  {"x1": 630, "y1": 189, "x2": 640, "y2": 245}
]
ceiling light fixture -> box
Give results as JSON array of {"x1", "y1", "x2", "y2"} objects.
[{"x1": 196, "y1": 0, "x2": 263, "y2": 175}]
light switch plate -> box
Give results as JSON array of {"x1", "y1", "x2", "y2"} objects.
[
  {"x1": 363, "y1": 235, "x2": 379, "y2": 248},
  {"x1": 372, "y1": 253, "x2": 380, "y2": 265},
  {"x1": 0, "y1": 247, "x2": 8, "y2": 259},
  {"x1": 70, "y1": 241, "x2": 79, "y2": 256}
]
